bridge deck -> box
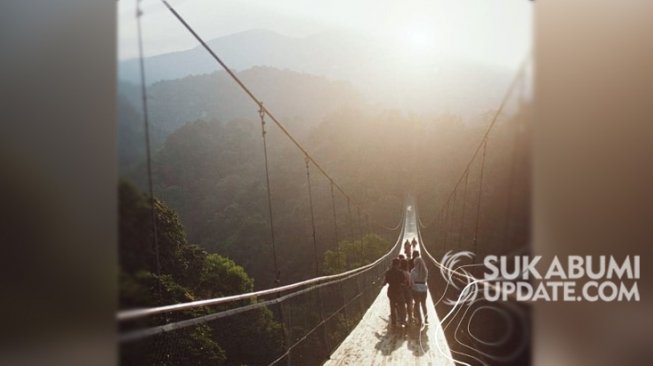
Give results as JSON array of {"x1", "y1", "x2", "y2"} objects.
[
  {"x1": 324, "y1": 203, "x2": 454, "y2": 366},
  {"x1": 323, "y1": 286, "x2": 454, "y2": 366}
]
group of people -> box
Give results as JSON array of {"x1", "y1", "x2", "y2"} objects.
[{"x1": 384, "y1": 238, "x2": 429, "y2": 328}]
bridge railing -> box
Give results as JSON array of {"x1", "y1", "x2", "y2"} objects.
[{"x1": 118, "y1": 213, "x2": 405, "y2": 365}]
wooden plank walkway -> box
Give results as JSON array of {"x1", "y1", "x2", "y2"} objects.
[{"x1": 324, "y1": 203, "x2": 455, "y2": 366}]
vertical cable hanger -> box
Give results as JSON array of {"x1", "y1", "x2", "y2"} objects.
[
  {"x1": 442, "y1": 198, "x2": 451, "y2": 252},
  {"x1": 428, "y1": 58, "x2": 529, "y2": 235},
  {"x1": 136, "y1": 0, "x2": 161, "y2": 277},
  {"x1": 158, "y1": 0, "x2": 391, "y2": 238},
  {"x1": 304, "y1": 156, "x2": 328, "y2": 352},
  {"x1": 258, "y1": 102, "x2": 280, "y2": 284},
  {"x1": 259, "y1": 102, "x2": 288, "y2": 359},
  {"x1": 329, "y1": 181, "x2": 341, "y2": 270},
  {"x1": 305, "y1": 156, "x2": 320, "y2": 276}
]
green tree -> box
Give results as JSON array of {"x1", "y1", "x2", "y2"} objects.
[
  {"x1": 118, "y1": 181, "x2": 283, "y2": 365},
  {"x1": 322, "y1": 234, "x2": 390, "y2": 274}
]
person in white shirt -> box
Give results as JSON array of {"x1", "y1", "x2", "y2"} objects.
[{"x1": 410, "y1": 253, "x2": 429, "y2": 325}]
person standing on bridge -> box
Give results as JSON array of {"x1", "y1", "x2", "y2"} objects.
[
  {"x1": 385, "y1": 258, "x2": 407, "y2": 328},
  {"x1": 400, "y1": 258, "x2": 414, "y2": 325},
  {"x1": 411, "y1": 253, "x2": 429, "y2": 325},
  {"x1": 409, "y1": 250, "x2": 418, "y2": 271},
  {"x1": 403, "y1": 240, "x2": 412, "y2": 258}
]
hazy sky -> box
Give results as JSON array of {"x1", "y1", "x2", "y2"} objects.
[{"x1": 118, "y1": 0, "x2": 532, "y2": 71}]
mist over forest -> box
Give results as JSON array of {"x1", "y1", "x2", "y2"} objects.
[
  {"x1": 119, "y1": 28, "x2": 529, "y2": 289},
  {"x1": 117, "y1": 27, "x2": 530, "y2": 365}
]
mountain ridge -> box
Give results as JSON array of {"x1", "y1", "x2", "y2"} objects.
[{"x1": 119, "y1": 29, "x2": 513, "y2": 118}]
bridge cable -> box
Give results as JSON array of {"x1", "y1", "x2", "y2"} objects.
[
  {"x1": 305, "y1": 157, "x2": 320, "y2": 277},
  {"x1": 259, "y1": 103, "x2": 281, "y2": 284},
  {"x1": 329, "y1": 180, "x2": 349, "y2": 322},
  {"x1": 259, "y1": 103, "x2": 289, "y2": 353},
  {"x1": 135, "y1": 0, "x2": 161, "y2": 278},
  {"x1": 428, "y1": 58, "x2": 529, "y2": 228},
  {"x1": 304, "y1": 157, "x2": 330, "y2": 352},
  {"x1": 266, "y1": 270, "x2": 383, "y2": 366},
  {"x1": 159, "y1": 0, "x2": 373, "y2": 223},
  {"x1": 329, "y1": 181, "x2": 341, "y2": 269}
]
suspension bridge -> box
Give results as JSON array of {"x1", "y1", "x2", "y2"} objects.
[
  {"x1": 323, "y1": 202, "x2": 454, "y2": 366},
  {"x1": 118, "y1": 1, "x2": 531, "y2": 365}
]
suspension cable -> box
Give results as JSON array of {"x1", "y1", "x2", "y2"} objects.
[
  {"x1": 428, "y1": 58, "x2": 529, "y2": 226},
  {"x1": 135, "y1": 0, "x2": 161, "y2": 277},
  {"x1": 259, "y1": 103, "x2": 289, "y2": 353},
  {"x1": 159, "y1": 0, "x2": 374, "y2": 223},
  {"x1": 119, "y1": 258, "x2": 386, "y2": 343},
  {"x1": 259, "y1": 103, "x2": 281, "y2": 284}
]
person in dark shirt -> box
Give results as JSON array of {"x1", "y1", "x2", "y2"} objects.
[
  {"x1": 385, "y1": 258, "x2": 407, "y2": 327},
  {"x1": 408, "y1": 250, "x2": 419, "y2": 271},
  {"x1": 400, "y1": 258, "x2": 414, "y2": 325}
]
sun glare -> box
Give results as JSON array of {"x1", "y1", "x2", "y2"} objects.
[{"x1": 400, "y1": 23, "x2": 438, "y2": 57}]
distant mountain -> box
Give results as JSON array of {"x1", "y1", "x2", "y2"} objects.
[
  {"x1": 118, "y1": 66, "x2": 364, "y2": 173},
  {"x1": 119, "y1": 29, "x2": 514, "y2": 118},
  {"x1": 118, "y1": 29, "x2": 375, "y2": 85}
]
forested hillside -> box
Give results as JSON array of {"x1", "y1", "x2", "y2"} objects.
[
  {"x1": 118, "y1": 60, "x2": 530, "y2": 366},
  {"x1": 119, "y1": 64, "x2": 529, "y2": 290},
  {"x1": 119, "y1": 66, "x2": 362, "y2": 142},
  {"x1": 118, "y1": 181, "x2": 283, "y2": 365}
]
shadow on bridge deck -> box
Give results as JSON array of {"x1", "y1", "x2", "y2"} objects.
[{"x1": 324, "y1": 203, "x2": 454, "y2": 366}]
